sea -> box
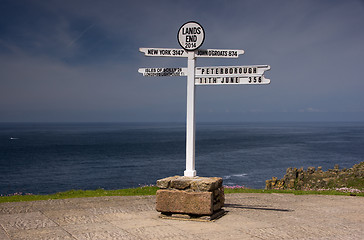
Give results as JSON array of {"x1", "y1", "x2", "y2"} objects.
[{"x1": 1, "y1": 122, "x2": 363, "y2": 195}]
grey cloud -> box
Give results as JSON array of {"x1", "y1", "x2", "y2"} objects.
[{"x1": 1, "y1": 0, "x2": 364, "y2": 122}]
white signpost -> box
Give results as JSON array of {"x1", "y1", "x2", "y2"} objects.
[{"x1": 138, "y1": 21, "x2": 271, "y2": 177}]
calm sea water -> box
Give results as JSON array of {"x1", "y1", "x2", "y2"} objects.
[{"x1": 1, "y1": 122, "x2": 363, "y2": 195}]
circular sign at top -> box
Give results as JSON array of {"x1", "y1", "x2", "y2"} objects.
[{"x1": 177, "y1": 21, "x2": 205, "y2": 51}]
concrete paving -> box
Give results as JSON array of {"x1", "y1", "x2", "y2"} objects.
[{"x1": 0, "y1": 193, "x2": 363, "y2": 239}]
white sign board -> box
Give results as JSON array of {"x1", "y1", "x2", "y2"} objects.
[
  {"x1": 178, "y1": 21, "x2": 205, "y2": 51},
  {"x1": 195, "y1": 65, "x2": 270, "y2": 76},
  {"x1": 139, "y1": 48, "x2": 244, "y2": 58},
  {"x1": 139, "y1": 48, "x2": 188, "y2": 57},
  {"x1": 138, "y1": 68, "x2": 188, "y2": 77},
  {"x1": 195, "y1": 49, "x2": 244, "y2": 58},
  {"x1": 195, "y1": 76, "x2": 270, "y2": 85}
]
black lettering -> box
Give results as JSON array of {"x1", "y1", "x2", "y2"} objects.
[
  {"x1": 159, "y1": 50, "x2": 171, "y2": 55},
  {"x1": 186, "y1": 35, "x2": 197, "y2": 42},
  {"x1": 197, "y1": 50, "x2": 208, "y2": 56},
  {"x1": 182, "y1": 27, "x2": 201, "y2": 35},
  {"x1": 148, "y1": 49, "x2": 159, "y2": 55}
]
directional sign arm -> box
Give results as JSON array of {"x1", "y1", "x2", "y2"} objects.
[
  {"x1": 139, "y1": 48, "x2": 188, "y2": 57},
  {"x1": 195, "y1": 75, "x2": 270, "y2": 85},
  {"x1": 138, "y1": 67, "x2": 188, "y2": 76},
  {"x1": 195, "y1": 49, "x2": 244, "y2": 58},
  {"x1": 195, "y1": 65, "x2": 270, "y2": 77},
  {"x1": 139, "y1": 48, "x2": 245, "y2": 58}
]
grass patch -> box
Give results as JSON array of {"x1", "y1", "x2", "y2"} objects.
[
  {"x1": 1, "y1": 187, "x2": 362, "y2": 203},
  {"x1": 224, "y1": 188, "x2": 364, "y2": 196},
  {"x1": 0, "y1": 186, "x2": 159, "y2": 203}
]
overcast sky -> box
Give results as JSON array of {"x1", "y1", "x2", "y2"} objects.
[{"x1": 1, "y1": 0, "x2": 364, "y2": 122}]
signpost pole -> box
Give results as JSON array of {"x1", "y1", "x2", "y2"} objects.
[{"x1": 184, "y1": 51, "x2": 197, "y2": 177}]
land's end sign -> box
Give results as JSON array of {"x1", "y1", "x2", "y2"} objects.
[
  {"x1": 139, "y1": 21, "x2": 271, "y2": 177},
  {"x1": 178, "y1": 21, "x2": 205, "y2": 51}
]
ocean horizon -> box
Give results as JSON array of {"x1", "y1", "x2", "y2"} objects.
[{"x1": 1, "y1": 121, "x2": 363, "y2": 195}]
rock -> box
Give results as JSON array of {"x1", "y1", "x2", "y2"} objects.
[
  {"x1": 298, "y1": 172, "x2": 304, "y2": 180},
  {"x1": 156, "y1": 176, "x2": 179, "y2": 189},
  {"x1": 265, "y1": 179, "x2": 272, "y2": 189},
  {"x1": 156, "y1": 176, "x2": 224, "y2": 216},
  {"x1": 213, "y1": 200, "x2": 224, "y2": 211},
  {"x1": 157, "y1": 176, "x2": 223, "y2": 191},
  {"x1": 170, "y1": 176, "x2": 193, "y2": 190},
  {"x1": 190, "y1": 177, "x2": 222, "y2": 191},
  {"x1": 156, "y1": 189, "x2": 214, "y2": 215},
  {"x1": 265, "y1": 162, "x2": 363, "y2": 191},
  {"x1": 307, "y1": 167, "x2": 315, "y2": 174},
  {"x1": 288, "y1": 179, "x2": 295, "y2": 188}
]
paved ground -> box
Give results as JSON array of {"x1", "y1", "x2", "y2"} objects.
[{"x1": 0, "y1": 193, "x2": 363, "y2": 239}]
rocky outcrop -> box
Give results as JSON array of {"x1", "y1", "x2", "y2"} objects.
[
  {"x1": 265, "y1": 162, "x2": 364, "y2": 190},
  {"x1": 156, "y1": 176, "x2": 224, "y2": 216}
]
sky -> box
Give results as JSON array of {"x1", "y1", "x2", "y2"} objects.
[{"x1": 1, "y1": 0, "x2": 364, "y2": 122}]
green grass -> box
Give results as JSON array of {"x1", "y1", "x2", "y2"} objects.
[
  {"x1": 0, "y1": 186, "x2": 159, "y2": 203},
  {"x1": 1, "y1": 187, "x2": 362, "y2": 203},
  {"x1": 224, "y1": 188, "x2": 364, "y2": 196}
]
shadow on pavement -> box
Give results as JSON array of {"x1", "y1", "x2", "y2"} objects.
[{"x1": 224, "y1": 203, "x2": 294, "y2": 212}]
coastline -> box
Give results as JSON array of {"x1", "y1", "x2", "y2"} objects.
[{"x1": 1, "y1": 185, "x2": 363, "y2": 204}]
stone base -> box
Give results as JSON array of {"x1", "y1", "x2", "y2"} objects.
[
  {"x1": 156, "y1": 189, "x2": 214, "y2": 215},
  {"x1": 156, "y1": 176, "x2": 225, "y2": 217},
  {"x1": 159, "y1": 209, "x2": 227, "y2": 222}
]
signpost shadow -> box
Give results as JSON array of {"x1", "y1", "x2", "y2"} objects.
[{"x1": 224, "y1": 203, "x2": 294, "y2": 212}]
